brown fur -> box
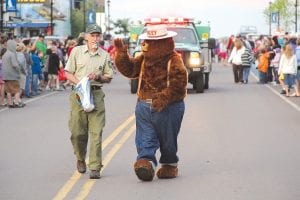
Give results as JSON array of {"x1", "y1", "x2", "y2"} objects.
[
  {"x1": 114, "y1": 38, "x2": 187, "y2": 112},
  {"x1": 134, "y1": 159, "x2": 154, "y2": 181},
  {"x1": 156, "y1": 165, "x2": 178, "y2": 179}
]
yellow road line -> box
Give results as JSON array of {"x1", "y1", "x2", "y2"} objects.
[
  {"x1": 52, "y1": 114, "x2": 135, "y2": 200},
  {"x1": 75, "y1": 125, "x2": 136, "y2": 200},
  {"x1": 102, "y1": 115, "x2": 135, "y2": 149}
]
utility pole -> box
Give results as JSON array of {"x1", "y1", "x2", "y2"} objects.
[
  {"x1": 0, "y1": 0, "x2": 4, "y2": 33},
  {"x1": 296, "y1": 0, "x2": 298, "y2": 33},
  {"x1": 83, "y1": 0, "x2": 86, "y2": 32},
  {"x1": 269, "y1": 1, "x2": 272, "y2": 35},
  {"x1": 107, "y1": 0, "x2": 110, "y2": 34},
  {"x1": 50, "y1": 0, "x2": 53, "y2": 35}
]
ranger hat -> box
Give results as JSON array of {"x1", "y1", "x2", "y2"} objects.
[
  {"x1": 86, "y1": 24, "x2": 102, "y2": 34},
  {"x1": 139, "y1": 24, "x2": 177, "y2": 40}
]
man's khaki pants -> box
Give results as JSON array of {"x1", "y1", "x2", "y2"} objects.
[{"x1": 69, "y1": 89, "x2": 105, "y2": 171}]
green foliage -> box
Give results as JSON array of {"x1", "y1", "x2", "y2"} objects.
[
  {"x1": 71, "y1": 9, "x2": 85, "y2": 37},
  {"x1": 113, "y1": 18, "x2": 130, "y2": 38},
  {"x1": 263, "y1": 0, "x2": 296, "y2": 32},
  {"x1": 70, "y1": 0, "x2": 98, "y2": 37}
]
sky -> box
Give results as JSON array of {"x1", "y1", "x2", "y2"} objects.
[{"x1": 109, "y1": 0, "x2": 273, "y2": 38}]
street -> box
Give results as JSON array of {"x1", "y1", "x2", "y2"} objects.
[{"x1": 0, "y1": 63, "x2": 300, "y2": 200}]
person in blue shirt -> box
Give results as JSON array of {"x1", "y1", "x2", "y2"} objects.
[
  {"x1": 293, "y1": 38, "x2": 300, "y2": 97},
  {"x1": 31, "y1": 50, "x2": 43, "y2": 96}
]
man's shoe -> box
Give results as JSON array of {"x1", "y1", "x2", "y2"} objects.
[
  {"x1": 77, "y1": 160, "x2": 86, "y2": 173},
  {"x1": 89, "y1": 170, "x2": 101, "y2": 179}
]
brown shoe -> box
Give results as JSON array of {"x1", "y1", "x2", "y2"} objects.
[
  {"x1": 134, "y1": 159, "x2": 154, "y2": 181},
  {"x1": 77, "y1": 160, "x2": 86, "y2": 174},
  {"x1": 89, "y1": 170, "x2": 101, "y2": 179},
  {"x1": 156, "y1": 165, "x2": 178, "y2": 179}
]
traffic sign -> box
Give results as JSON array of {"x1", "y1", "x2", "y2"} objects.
[
  {"x1": 6, "y1": 0, "x2": 17, "y2": 12},
  {"x1": 87, "y1": 10, "x2": 96, "y2": 24},
  {"x1": 271, "y1": 12, "x2": 279, "y2": 23}
]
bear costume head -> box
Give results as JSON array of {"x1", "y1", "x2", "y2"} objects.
[{"x1": 139, "y1": 25, "x2": 177, "y2": 61}]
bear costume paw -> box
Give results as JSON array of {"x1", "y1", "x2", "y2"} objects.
[
  {"x1": 134, "y1": 159, "x2": 154, "y2": 181},
  {"x1": 156, "y1": 165, "x2": 178, "y2": 179}
]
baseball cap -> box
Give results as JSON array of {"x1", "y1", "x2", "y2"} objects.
[{"x1": 86, "y1": 24, "x2": 102, "y2": 34}]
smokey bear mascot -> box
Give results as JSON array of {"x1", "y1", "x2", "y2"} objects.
[{"x1": 114, "y1": 24, "x2": 187, "y2": 181}]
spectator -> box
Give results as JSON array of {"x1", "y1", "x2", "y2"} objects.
[
  {"x1": 31, "y1": 50, "x2": 43, "y2": 96},
  {"x1": 228, "y1": 38, "x2": 245, "y2": 83},
  {"x1": 278, "y1": 44, "x2": 298, "y2": 97},
  {"x1": 241, "y1": 44, "x2": 255, "y2": 84},
  {"x1": 23, "y1": 39, "x2": 33, "y2": 98},
  {"x1": 16, "y1": 43, "x2": 27, "y2": 97},
  {"x1": 2, "y1": 39, "x2": 25, "y2": 108},
  {"x1": 46, "y1": 46, "x2": 61, "y2": 90},
  {"x1": 293, "y1": 39, "x2": 300, "y2": 97},
  {"x1": 0, "y1": 48, "x2": 6, "y2": 107},
  {"x1": 257, "y1": 47, "x2": 269, "y2": 84},
  {"x1": 218, "y1": 38, "x2": 228, "y2": 66}
]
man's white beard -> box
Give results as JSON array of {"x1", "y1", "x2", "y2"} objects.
[{"x1": 91, "y1": 43, "x2": 98, "y2": 49}]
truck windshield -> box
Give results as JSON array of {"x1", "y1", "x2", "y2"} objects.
[{"x1": 167, "y1": 27, "x2": 198, "y2": 44}]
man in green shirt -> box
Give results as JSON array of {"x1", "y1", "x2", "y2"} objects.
[
  {"x1": 32, "y1": 34, "x2": 47, "y2": 65},
  {"x1": 31, "y1": 34, "x2": 47, "y2": 86},
  {"x1": 65, "y1": 24, "x2": 113, "y2": 179}
]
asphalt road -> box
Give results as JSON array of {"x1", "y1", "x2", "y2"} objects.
[{"x1": 0, "y1": 63, "x2": 299, "y2": 200}]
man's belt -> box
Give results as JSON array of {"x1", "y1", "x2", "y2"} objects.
[
  {"x1": 71, "y1": 85, "x2": 102, "y2": 90},
  {"x1": 138, "y1": 98, "x2": 152, "y2": 104},
  {"x1": 90, "y1": 85, "x2": 102, "y2": 90}
]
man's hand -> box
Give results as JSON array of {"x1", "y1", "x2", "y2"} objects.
[
  {"x1": 88, "y1": 73, "x2": 112, "y2": 83},
  {"x1": 88, "y1": 72, "x2": 98, "y2": 81}
]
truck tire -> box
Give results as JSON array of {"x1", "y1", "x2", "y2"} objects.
[
  {"x1": 194, "y1": 74, "x2": 204, "y2": 93},
  {"x1": 204, "y1": 73, "x2": 209, "y2": 89},
  {"x1": 130, "y1": 79, "x2": 138, "y2": 94}
]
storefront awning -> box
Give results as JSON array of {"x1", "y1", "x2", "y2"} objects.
[{"x1": 5, "y1": 22, "x2": 50, "y2": 28}]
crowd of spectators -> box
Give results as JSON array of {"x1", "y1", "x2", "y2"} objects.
[
  {"x1": 214, "y1": 33, "x2": 300, "y2": 97},
  {"x1": 0, "y1": 32, "x2": 116, "y2": 109}
]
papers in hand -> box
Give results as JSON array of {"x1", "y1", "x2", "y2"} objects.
[{"x1": 74, "y1": 76, "x2": 95, "y2": 112}]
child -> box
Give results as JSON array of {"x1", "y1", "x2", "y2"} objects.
[
  {"x1": 46, "y1": 46, "x2": 61, "y2": 90},
  {"x1": 257, "y1": 47, "x2": 269, "y2": 84},
  {"x1": 31, "y1": 50, "x2": 43, "y2": 96},
  {"x1": 270, "y1": 48, "x2": 281, "y2": 85},
  {"x1": 278, "y1": 44, "x2": 298, "y2": 97}
]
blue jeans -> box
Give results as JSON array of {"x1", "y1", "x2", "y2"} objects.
[
  {"x1": 135, "y1": 100, "x2": 185, "y2": 166},
  {"x1": 284, "y1": 74, "x2": 296, "y2": 87},
  {"x1": 32, "y1": 74, "x2": 39, "y2": 95},
  {"x1": 258, "y1": 71, "x2": 267, "y2": 84},
  {"x1": 24, "y1": 73, "x2": 32, "y2": 97},
  {"x1": 243, "y1": 66, "x2": 250, "y2": 83}
]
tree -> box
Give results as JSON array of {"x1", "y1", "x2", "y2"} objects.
[
  {"x1": 264, "y1": 0, "x2": 294, "y2": 32},
  {"x1": 71, "y1": 9, "x2": 84, "y2": 37},
  {"x1": 113, "y1": 18, "x2": 130, "y2": 38}
]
